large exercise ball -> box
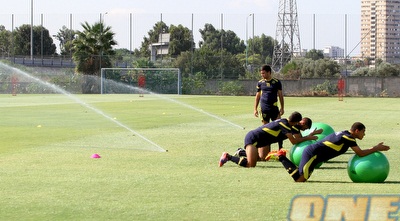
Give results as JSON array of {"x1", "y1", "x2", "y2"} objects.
[
  {"x1": 290, "y1": 140, "x2": 315, "y2": 166},
  {"x1": 302, "y1": 122, "x2": 335, "y2": 141},
  {"x1": 347, "y1": 152, "x2": 390, "y2": 183}
]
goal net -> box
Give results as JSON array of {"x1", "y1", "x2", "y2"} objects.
[{"x1": 100, "y1": 68, "x2": 181, "y2": 95}]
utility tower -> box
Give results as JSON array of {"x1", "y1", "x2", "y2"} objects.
[{"x1": 272, "y1": 0, "x2": 301, "y2": 72}]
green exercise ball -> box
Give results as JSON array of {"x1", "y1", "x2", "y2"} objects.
[
  {"x1": 302, "y1": 122, "x2": 335, "y2": 141},
  {"x1": 290, "y1": 140, "x2": 314, "y2": 166},
  {"x1": 290, "y1": 140, "x2": 323, "y2": 168},
  {"x1": 347, "y1": 152, "x2": 390, "y2": 183}
]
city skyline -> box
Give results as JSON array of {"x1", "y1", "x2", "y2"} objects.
[{"x1": 1, "y1": 0, "x2": 361, "y2": 56}]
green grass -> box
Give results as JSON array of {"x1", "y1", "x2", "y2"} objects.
[{"x1": 0, "y1": 94, "x2": 399, "y2": 220}]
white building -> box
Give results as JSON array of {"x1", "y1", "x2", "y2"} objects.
[
  {"x1": 150, "y1": 33, "x2": 170, "y2": 62},
  {"x1": 323, "y1": 46, "x2": 345, "y2": 58}
]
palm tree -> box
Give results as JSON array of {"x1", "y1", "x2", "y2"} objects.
[{"x1": 72, "y1": 21, "x2": 117, "y2": 93}]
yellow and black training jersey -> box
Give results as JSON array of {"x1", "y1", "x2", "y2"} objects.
[
  {"x1": 304, "y1": 130, "x2": 357, "y2": 162},
  {"x1": 256, "y1": 78, "x2": 282, "y2": 110}
]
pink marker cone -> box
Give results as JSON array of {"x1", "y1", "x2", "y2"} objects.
[{"x1": 91, "y1": 153, "x2": 101, "y2": 158}]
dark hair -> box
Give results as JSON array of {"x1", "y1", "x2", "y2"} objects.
[
  {"x1": 261, "y1": 65, "x2": 272, "y2": 73},
  {"x1": 288, "y1": 111, "x2": 302, "y2": 123},
  {"x1": 303, "y1": 117, "x2": 313, "y2": 129},
  {"x1": 351, "y1": 122, "x2": 365, "y2": 131}
]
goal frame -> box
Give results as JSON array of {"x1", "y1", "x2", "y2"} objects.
[{"x1": 100, "y1": 68, "x2": 181, "y2": 95}]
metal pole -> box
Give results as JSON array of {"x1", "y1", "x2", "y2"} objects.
[
  {"x1": 30, "y1": 0, "x2": 33, "y2": 60},
  {"x1": 313, "y1": 14, "x2": 315, "y2": 50},
  {"x1": 70, "y1": 13, "x2": 72, "y2": 58},
  {"x1": 246, "y1": 15, "x2": 248, "y2": 68},
  {"x1": 41, "y1": 14, "x2": 43, "y2": 60},
  {"x1": 11, "y1": 14, "x2": 14, "y2": 57},
  {"x1": 160, "y1": 13, "x2": 163, "y2": 67},
  {"x1": 191, "y1": 13, "x2": 194, "y2": 75},
  {"x1": 345, "y1": 14, "x2": 348, "y2": 76},
  {"x1": 130, "y1": 13, "x2": 132, "y2": 53},
  {"x1": 220, "y1": 13, "x2": 223, "y2": 79},
  {"x1": 100, "y1": 68, "x2": 104, "y2": 94},
  {"x1": 245, "y1": 14, "x2": 253, "y2": 69},
  {"x1": 252, "y1": 13, "x2": 254, "y2": 68}
]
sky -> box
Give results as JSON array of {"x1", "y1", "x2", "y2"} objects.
[{"x1": 1, "y1": 0, "x2": 361, "y2": 56}]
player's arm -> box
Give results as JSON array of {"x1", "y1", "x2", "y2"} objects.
[
  {"x1": 351, "y1": 142, "x2": 390, "y2": 157},
  {"x1": 278, "y1": 90, "x2": 284, "y2": 116},
  {"x1": 309, "y1": 128, "x2": 323, "y2": 136},
  {"x1": 286, "y1": 133, "x2": 317, "y2": 144},
  {"x1": 254, "y1": 92, "x2": 261, "y2": 117}
]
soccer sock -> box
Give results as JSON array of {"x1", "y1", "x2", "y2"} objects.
[
  {"x1": 278, "y1": 156, "x2": 300, "y2": 181},
  {"x1": 229, "y1": 156, "x2": 248, "y2": 167},
  {"x1": 278, "y1": 140, "x2": 283, "y2": 149}
]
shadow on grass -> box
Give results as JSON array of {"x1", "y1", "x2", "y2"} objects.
[
  {"x1": 381, "y1": 181, "x2": 400, "y2": 184},
  {"x1": 325, "y1": 160, "x2": 347, "y2": 164},
  {"x1": 307, "y1": 180, "x2": 400, "y2": 184},
  {"x1": 307, "y1": 180, "x2": 351, "y2": 183},
  {"x1": 318, "y1": 166, "x2": 346, "y2": 170},
  {"x1": 256, "y1": 164, "x2": 283, "y2": 169}
]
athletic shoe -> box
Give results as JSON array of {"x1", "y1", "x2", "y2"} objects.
[
  {"x1": 265, "y1": 149, "x2": 287, "y2": 161},
  {"x1": 219, "y1": 152, "x2": 229, "y2": 167},
  {"x1": 233, "y1": 148, "x2": 246, "y2": 157}
]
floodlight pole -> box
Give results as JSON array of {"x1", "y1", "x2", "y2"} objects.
[
  {"x1": 30, "y1": 0, "x2": 33, "y2": 61},
  {"x1": 245, "y1": 14, "x2": 252, "y2": 69}
]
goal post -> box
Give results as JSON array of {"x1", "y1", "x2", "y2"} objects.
[{"x1": 100, "y1": 68, "x2": 181, "y2": 95}]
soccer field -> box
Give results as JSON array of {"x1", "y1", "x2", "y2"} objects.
[{"x1": 0, "y1": 94, "x2": 399, "y2": 220}]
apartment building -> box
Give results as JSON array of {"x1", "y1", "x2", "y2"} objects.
[
  {"x1": 361, "y1": 0, "x2": 400, "y2": 65},
  {"x1": 323, "y1": 46, "x2": 345, "y2": 58}
]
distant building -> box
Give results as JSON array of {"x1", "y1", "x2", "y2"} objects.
[
  {"x1": 323, "y1": 46, "x2": 345, "y2": 58},
  {"x1": 150, "y1": 33, "x2": 170, "y2": 62},
  {"x1": 361, "y1": 0, "x2": 400, "y2": 65}
]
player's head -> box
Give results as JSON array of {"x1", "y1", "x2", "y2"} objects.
[
  {"x1": 299, "y1": 117, "x2": 313, "y2": 131},
  {"x1": 288, "y1": 111, "x2": 302, "y2": 124},
  {"x1": 350, "y1": 122, "x2": 366, "y2": 140},
  {"x1": 260, "y1": 65, "x2": 272, "y2": 80},
  {"x1": 260, "y1": 65, "x2": 272, "y2": 73}
]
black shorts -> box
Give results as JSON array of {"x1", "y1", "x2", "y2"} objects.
[
  {"x1": 244, "y1": 130, "x2": 271, "y2": 148},
  {"x1": 261, "y1": 107, "x2": 279, "y2": 123}
]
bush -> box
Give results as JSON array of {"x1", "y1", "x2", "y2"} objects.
[
  {"x1": 311, "y1": 80, "x2": 337, "y2": 96},
  {"x1": 218, "y1": 81, "x2": 244, "y2": 95}
]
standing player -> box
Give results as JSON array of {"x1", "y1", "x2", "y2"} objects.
[
  {"x1": 254, "y1": 65, "x2": 285, "y2": 157},
  {"x1": 138, "y1": 73, "x2": 146, "y2": 97},
  {"x1": 11, "y1": 75, "x2": 18, "y2": 96},
  {"x1": 274, "y1": 122, "x2": 390, "y2": 182},
  {"x1": 219, "y1": 112, "x2": 318, "y2": 168},
  {"x1": 337, "y1": 75, "x2": 345, "y2": 101}
]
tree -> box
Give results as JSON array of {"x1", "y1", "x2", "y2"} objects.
[
  {"x1": 12, "y1": 24, "x2": 56, "y2": 56},
  {"x1": 305, "y1": 49, "x2": 324, "y2": 60},
  {"x1": 133, "y1": 58, "x2": 154, "y2": 68},
  {"x1": 249, "y1": 34, "x2": 275, "y2": 64},
  {"x1": 221, "y1": 30, "x2": 245, "y2": 54},
  {"x1": 168, "y1": 24, "x2": 193, "y2": 57},
  {"x1": 55, "y1": 26, "x2": 76, "y2": 56},
  {"x1": 314, "y1": 58, "x2": 341, "y2": 77},
  {"x1": 174, "y1": 46, "x2": 243, "y2": 80},
  {"x1": 198, "y1": 23, "x2": 220, "y2": 50},
  {"x1": 0, "y1": 25, "x2": 12, "y2": 57},
  {"x1": 72, "y1": 21, "x2": 117, "y2": 93},
  {"x1": 137, "y1": 21, "x2": 169, "y2": 58},
  {"x1": 287, "y1": 57, "x2": 340, "y2": 78},
  {"x1": 198, "y1": 23, "x2": 245, "y2": 54},
  {"x1": 353, "y1": 62, "x2": 400, "y2": 77}
]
